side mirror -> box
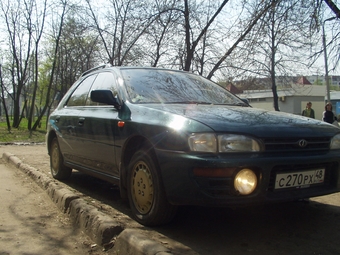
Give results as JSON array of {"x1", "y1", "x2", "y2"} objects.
[
  {"x1": 90, "y1": 90, "x2": 121, "y2": 109},
  {"x1": 240, "y1": 98, "x2": 251, "y2": 107}
]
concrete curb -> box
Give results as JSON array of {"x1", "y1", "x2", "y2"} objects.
[{"x1": 2, "y1": 152, "x2": 173, "y2": 255}]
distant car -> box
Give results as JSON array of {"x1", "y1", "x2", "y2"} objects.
[{"x1": 46, "y1": 65, "x2": 340, "y2": 226}]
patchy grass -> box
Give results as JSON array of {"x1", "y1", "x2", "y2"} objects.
[{"x1": 0, "y1": 117, "x2": 47, "y2": 143}]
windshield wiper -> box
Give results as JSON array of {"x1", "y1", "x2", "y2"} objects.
[
  {"x1": 234, "y1": 102, "x2": 249, "y2": 107},
  {"x1": 167, "y1": 101, "x2": 212, "y2": 105},
  {"x1": 220, "y1": 102, "x2": 249, "y2": 107},
  {"x1": 225, "y1": 102, "x2": 251, "y2": 107}
]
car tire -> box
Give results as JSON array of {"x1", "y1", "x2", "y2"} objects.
[
  {"x1": 50, "y1": 137, "x2": 72, "y2": 180},
  {"x1": 127, "y1": 149, "x2": 177, "y2": 226},
  {"x1": 119, "y1": 183, "x2": 128, "y2": 202}
]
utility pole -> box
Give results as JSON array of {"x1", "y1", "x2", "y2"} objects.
[{"x1": 322, "y1": 17, "x2": 337, "y2": 103}]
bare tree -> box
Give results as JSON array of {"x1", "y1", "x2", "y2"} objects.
[
  {"x1": 142, "y1": 0, "x2": 180, "y2": 67},
  {"x1": 51, "y1": 14, "x2": 100, "y2": 97},
  {"x1": 84, "y1": 0, "x2": 166, "y2": 66},
  {"x1": 182, "y1": 0, "x2": 230, "y2": 71},
  {"x1": 1, "y1": 0, "x2": 338, "y2": 127},
  {"x1": 225, "y1": 0, "x2": 318, "y2": 111},
  {"x1": 26, "y1": 0, "x2": 47, "y2": 131},
  {"x1": 147, "y1": 0, "x2": 279, "y2": 78},
  {"x1": 0, "y1": 0, "x2": 35, "y2": 128},
  {"x1": 0, "y1": 63, "x2": 11, "y2": 132},
  {"x1": 324, "y1": 0, "x2": 340, "y2": 18},
  {"x1": 309, "y1": 0, "x2": 340, "y2": 75},
  {"x1": 206, "y1": 0, "x2": 281, "y2": 80},
  {"x1": 31, "y1": 0, "x2": 68, "y2": 131}
]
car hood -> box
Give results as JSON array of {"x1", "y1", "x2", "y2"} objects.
[{"x1": 129, "y1": 103, "x2": 339, "y2": 137}]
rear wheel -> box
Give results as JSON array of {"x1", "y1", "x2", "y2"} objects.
[
  {"x1": 127, "y1": 149, "x2": 177, "y2": 226},
  {"x1": 50, "y1": 137, "x2": 72, "y2": 180}
]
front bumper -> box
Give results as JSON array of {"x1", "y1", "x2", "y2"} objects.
[{"x1": 156, "y1": 149, "x2": 340, "y2": 206}]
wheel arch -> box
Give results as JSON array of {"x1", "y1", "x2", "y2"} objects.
[
  {"x1": 119, "y1": 135, "x2": 157, "y2": 191},
  {"x1": 46, "y1": 130, "x2": 57, "y2": 155}
]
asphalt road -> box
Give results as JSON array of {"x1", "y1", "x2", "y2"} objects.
[{"x1": 1, "y1": 143, "x2": 340, "y2": 255}]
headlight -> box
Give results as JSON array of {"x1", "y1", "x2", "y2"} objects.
[
  {"x1": 188, "y1": 133, "x2": 216, "y2": 152},
  {"x1": 218, "y1": 134, "x2": 262, "y2": 152},
  {"x1": 234, "y1": 169, "x2": 257, "y2": 195},
  {"x1": 331, "y1": 134, "x2": 340, "y2": 149},
  {"x1": 188, "y1": 133, "x2": 262, "y2": 153}
]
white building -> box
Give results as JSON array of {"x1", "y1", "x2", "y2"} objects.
[
  {"x1": 307, "y1": 75, "x2": 340, "y2": 87},
  {"x1": 239, "y1": 84, "x2": 327, "y2": 120}
]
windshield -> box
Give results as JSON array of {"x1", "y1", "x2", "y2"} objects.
[{"x1": 121, "y1": 69, "x2": 244, "y2": 105}]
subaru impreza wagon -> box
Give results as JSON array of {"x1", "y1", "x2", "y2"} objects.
[{"x1": 46, "y1": 65, "x2": 340, "y2": 226}]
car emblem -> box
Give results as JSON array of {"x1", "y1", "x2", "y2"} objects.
[{"x1": 297, "y1": 139, "x2": 308, "y2": 148}]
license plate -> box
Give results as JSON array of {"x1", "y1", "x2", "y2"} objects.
[{"x1": 275, "y1": 169, "x2": 325, "y2": 190}]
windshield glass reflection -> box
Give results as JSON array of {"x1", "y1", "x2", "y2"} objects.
[{"x1": 122, "y1": 69, "x2": 242, "y2": 105}]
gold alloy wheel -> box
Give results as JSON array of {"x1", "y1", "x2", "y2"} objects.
[{"x1": 131, "y1": 161, "x2": 154, "y2": 214}]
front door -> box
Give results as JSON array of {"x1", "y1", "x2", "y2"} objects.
[{"x1": 75, "y1": 71, "x2": 120, "y2": 177}]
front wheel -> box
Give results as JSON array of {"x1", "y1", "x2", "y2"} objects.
[
  {"x1": 50, "y1": 137, "x2": 72, "y2": 180},
  {"x1": 127, "y1": 149, "x2": 177, "y2": 226}
]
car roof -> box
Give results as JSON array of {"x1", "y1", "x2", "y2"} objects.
[{"x1": 80, "y1": 64, "x2": 188, "y2": 78}]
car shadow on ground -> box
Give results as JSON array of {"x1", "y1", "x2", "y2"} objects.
[
  {"x1": 157, "y1": 200, "x2": 340, "y2": 254},
  {"x1": 62, "y1": 171, "x2": 130, "y2": 213}
]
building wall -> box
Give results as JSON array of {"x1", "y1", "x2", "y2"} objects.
[
  {"x1": 307, "y1": 75, "x2": 340, "y2": 87},
  {"x1": 248, "y1": 96, "x2": 325, "y2": 120},
  {"x1": 247, "y1": 98, "x2": 274, "y2": 111}
]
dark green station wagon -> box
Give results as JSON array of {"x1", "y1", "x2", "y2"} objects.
[{"x1": 46, "y1": 65, "x2": 340, "y2": 226}]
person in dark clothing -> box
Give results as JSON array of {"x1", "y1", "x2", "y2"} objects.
[
  {"x1": 322, "y1": 102, "x2": 337, "y2": 124},
  {"x1": 302, "y1": 102, "x2": 315, "y2": 118}
]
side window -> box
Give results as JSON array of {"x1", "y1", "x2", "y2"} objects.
[
  {"x1": 86, "y1": 72, "x2": 118, "y2": 106},
  {"x1": 67, "y1": 74, "x2": 97, "y2": 107}
]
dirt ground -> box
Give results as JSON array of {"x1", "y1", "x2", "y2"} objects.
[
  {"x1": 0, "y1": 143, "x2": 117, "y2": 255},
  {"x1": 0, "y1": 143, "x2": 194, "y2": 255},
  {"x1": 0, "y1": 143, "x2": 51, "y2": 174}
]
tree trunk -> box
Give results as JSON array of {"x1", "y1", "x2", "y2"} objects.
[
  {"x1": 323, "y1": 0, "x2": 340, "y2": 18},
  {"x1": 207, "y1": 0, "x2": 279, "y2": 80},
  {"x1": 0, "y1": 64, "x2": 11, "y2": 132},
  {"x1": 32, "y1": 0, "x2": 66, "y2": 131},
  {"x1": 183, "y1": 0, "x2": 230, "y2": 71}
]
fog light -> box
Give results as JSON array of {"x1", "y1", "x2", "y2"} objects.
[{"x1": 234, "y1": 169, "x2": 257, "y2": 195}]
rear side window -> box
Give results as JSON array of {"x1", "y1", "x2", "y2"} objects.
[{"x1": 67, "y1": 74, "x2": 97, "y2": 107}]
